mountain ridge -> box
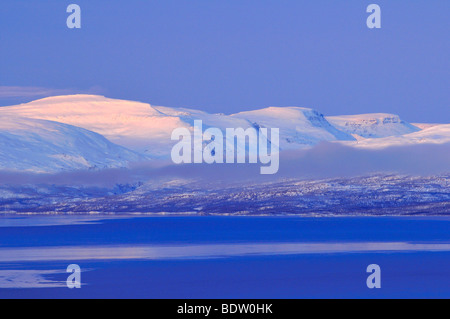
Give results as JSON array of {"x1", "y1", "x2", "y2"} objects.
[{"x1": 0, "y1": 94, "x2": 447, "y2": 173}]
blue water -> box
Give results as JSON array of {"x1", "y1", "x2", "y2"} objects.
[{"x1": 0, "y1": 216, "x2": 449, "y2": 298}]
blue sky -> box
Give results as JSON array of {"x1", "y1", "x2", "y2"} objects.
[{"x1": 0, "y1": 0, "x2": 448, "y2": 122}]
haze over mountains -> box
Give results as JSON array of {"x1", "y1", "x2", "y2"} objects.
[{"x1": 0, "y1": 94, "x2": 448, "y2": 173}]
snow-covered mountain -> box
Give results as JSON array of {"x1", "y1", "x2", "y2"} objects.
[
  {"x1": 0, "y1": 116, "x2": 143, "y2": 173},
  {"x1": 326, "y1": 113, "x2": 420, "y2": 138},
  {"x1": 232, "y1": 107, "x2": 356, "y2": 150},
  {"x1": 0, "y1": 94, "x2": 448, "y2": 173},
  {"x1": 0, "y1": 95, "x2": 357, "y2": 155},
  {"x1": 0, "y1": 95, "x2": 184, "y2": 156},
  {"x1": 341, "y1": 124, "x2": 450, "y2": 149}
]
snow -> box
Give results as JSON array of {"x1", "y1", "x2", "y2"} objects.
[
  {"x1": 0, "y1": 95, "x2": 184, "y2": 156},
  {"x1": 3, "y1": 96, "x2": 355, "y2": 155},
  {"x1": 0, "y1": 115, "x2": 143, "y2": 173},
  {"x1": 327, "y1": 113, "x2": 420, "y2": 138},
  {"x1": 411, "y1": 123, "x2": 442, "y2": 130},
  {"x1": 232, "y1": 107, "x2": 355, "y2": 150},
  {"x1": 341, "y1": 124, "x2": 450, "y2": 149},
  {"x1": 0, "y1": 95, "x2": 448, "y2": 172}
]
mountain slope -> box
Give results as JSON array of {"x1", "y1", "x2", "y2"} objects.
[
  {"x1": 232, "y1": 107, "x2": 356, "y2": 150},
  {"x1": 0, "y1": 116, "x2": 143, "y2": 173},
  {"x1": 327, "y1": 113, "x2": 420, "y2": 138},
  {"x1": 340, "y1": 124, "x2": 450, "y2": 149},
  {"x1": 0, "y1": 95, "x2": 185, "y2": 156}
]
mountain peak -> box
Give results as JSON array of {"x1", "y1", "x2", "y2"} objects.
[
  {"x1": 232, "y1": 106, "x2": 317, "y2": 120},
  {"x1": 3, "y1": 94, "x2": 164, "y2": 118},
  {"x1": 232, "y1": 105, "x2": 356, "y2": 148},
  {"x1": 27, "y1": 94, "x2": 108, "y2": 104}
]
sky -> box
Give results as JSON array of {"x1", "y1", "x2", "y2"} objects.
[{"x1": 0, "y1": 0, "x2": 448, "y2": 123}]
